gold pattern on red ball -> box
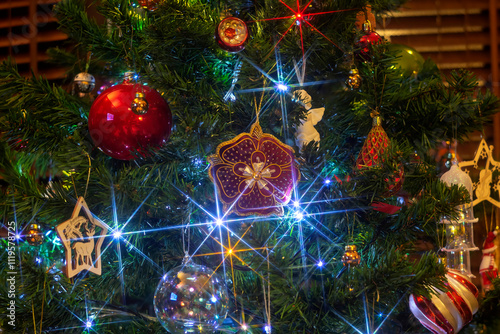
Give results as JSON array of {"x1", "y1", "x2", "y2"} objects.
[
  {"x1": 208, "y1": 122, "x2": 299, "y2": 217},
  {"x1": 356, "y1": 114, "x2": 404, "y2": 196},
  {"x1": 216, "y1": 17, "x2": 248, "y2": 53},
  {"x1": 356, "y1": 115, "x2": 389, "y2": 168}
]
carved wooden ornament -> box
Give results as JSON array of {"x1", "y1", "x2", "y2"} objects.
[
  {"x1": 56, "y1": 197, "x2": 108, "y2": 278},
  {"x1": 459, "y1": 139, "x2": 500, "y2": 208}
]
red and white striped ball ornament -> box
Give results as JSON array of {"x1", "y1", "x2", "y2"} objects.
[{"x1": 409, "y1": 270, "x2": 479, "y2": 334}]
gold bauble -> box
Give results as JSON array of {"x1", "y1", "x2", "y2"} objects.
[
  {"x1": 26, "y1": 223, "x2": 44, "y2": 246},
  {"x1": 131, "y1": 92, "x2": 149, "y2": 115},
  {"x1": 346, "y1": 68, "x2": 362, "y2": 90},
  {"x1": 341, "y1": 245, "x2": 360, "y2": 266}
]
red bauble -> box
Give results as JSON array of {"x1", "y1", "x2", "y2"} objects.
[
  {"x1": 88, "y1": 81, "x2": 172, "y2": 160},
  {"x1": 215, "y1": 17, "x2": 248, "y2": 53},
  {"x1": 355, "y1": 21, "x2": 382, "y2": 61},
  {"x1": 137, "y1": 0, "x2": 160, "y2": 11},
  {"x1": 356, "y1": 115, "x2": 404, "y2": 196}
]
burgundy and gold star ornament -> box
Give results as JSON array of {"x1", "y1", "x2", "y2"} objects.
[
  {"x1": 208, "y1": 122, "x2": 300, "y2": 217},
  {"x1": 56, "y1": 197, "x2": 108, "y2": 278}
]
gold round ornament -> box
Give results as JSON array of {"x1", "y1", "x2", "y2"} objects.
[
  {"x1": 26, "y1": 223, "x2": 44, "y2": 246},
  {"x1": 346, "y1": 68, "x2": 362, "y2": 90},
  {"x1": 131, "y1": 92, "x2": 149, "y2": 115},
  {"x1": 341, "y1": 245, "x2": 360, "y2": 266}
]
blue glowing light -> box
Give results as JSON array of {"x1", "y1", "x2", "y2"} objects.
[
  {"x1": 113, "y1": 230, "x2": 122, "y2": 239},
  {"x1": 264, "y1": 325, "x2": 271, "y2": 333},
  {"x1": 210, "y1": 295, "x2": 217, "y2": 303},
  {"x1": 193, "y1": 157, "x2": 204, "y2": 166},
  {"x1": 85, "y1": 321, "x2": 93, "y2": 328},
  {"x1": 324, "y1": 179, "x2": 331, "y2": 185},
  {"x1": 35, "y1": 257, "x2": 42, "y2": 264},
  {"x1": 317, "y1": 260, "x2": 324, "y2": 267},
  {"x1": 276, "y1": 82, "x2": 289, "y2": 92}
]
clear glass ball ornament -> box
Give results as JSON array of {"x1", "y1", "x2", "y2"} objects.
[{"x1": 154, "y1": 260, "x2": 229, "y2": 333}]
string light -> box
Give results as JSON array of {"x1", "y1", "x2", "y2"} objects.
[
  {"x1": 294, "y1": 211, "x2": 304, "y2": 221},
  {"x1": 276, "y1": 82, "x2": 289, "y2": 92}
]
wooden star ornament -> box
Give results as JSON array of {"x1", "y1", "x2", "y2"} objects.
[
  {"x1": 459, "y1": 139, "x2": 500, "y2": 208},
  {"x1": 56, "y1": 197, "x2": 108, "y2": 278}
]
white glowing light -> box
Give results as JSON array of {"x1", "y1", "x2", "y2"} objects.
[
  {"x1": 324, "y1": 179, "x2": 331, "y2": 185},
  {"x1": 242, "y1": 324, "x2": 248, "y2": 330},
  {"x1": 294, "y1": 211, "x2": 304, "y2": 221},
  {"x1": 265, "y1": 325, "x2": 271, "y2": 333},
  {"x1": 113, "y1": 230, "x2": 122, "y2": 239},
  {"x1": 293, "y1": 200, "x2": 300, "y2": 208},
  {"x1": 85, "y1": 321, "x2": 93, "y2": 328},
  {"x1": 211, "y1": 295, "x2": 217, "y2": 303},
  {"x1": 317, "y1": 260, "x2": 324, "y2": 267},
  {"x1": 215, "y1": 218, "x2": 223, "y2": 226},
  {"x1": 276, "y1": 82, "x2": 288, "y2": 91},
  {"x1": 15, "y1": 234, "x2": 21, "y2": 240}
]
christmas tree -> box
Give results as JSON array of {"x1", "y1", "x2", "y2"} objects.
[{"x1": 1, "y1": 0, "x2": 500, "y2": 333}]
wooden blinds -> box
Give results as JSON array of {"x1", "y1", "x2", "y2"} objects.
[
  {"x1": 0, "y1": 0, "x2": 67, "y2": 79},
  {"x1": 378, "y1": 0, "x2": 499, "y2": 91}
]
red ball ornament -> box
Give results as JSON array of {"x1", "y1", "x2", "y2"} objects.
[
  {"x1": 137, "y1": 0, "x2": 160, "y2": 11},
  {"x1": 215, "y1": 17, "x2": 248, "y2": 53},
  {"x1": 355, "y1": 21, "x2": 382, "y2": 61},
  {"x1": 88, "y1": 80, "x2": 172, "y2": 160}
]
